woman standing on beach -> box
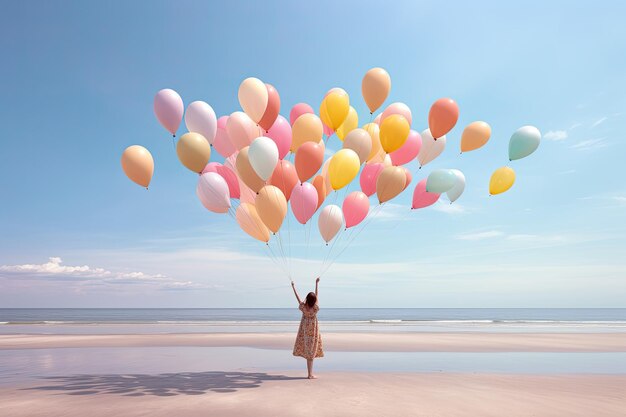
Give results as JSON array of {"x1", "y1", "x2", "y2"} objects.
[{"x1": 291, "y1": 277, "x2": 324, "y2": 379}]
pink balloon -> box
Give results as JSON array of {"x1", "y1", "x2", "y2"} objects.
[
  {"x1": 360, "y1": 163, "x2": 385, "y2": 196},
  {"x1": 227, "y1": 111, "x2": 260, "y2": 150},
  {"x1": 289, "y1": 103, "x2": 314, "y2": 126},
  {"x1": 390, "y1": 130, "x2": 422, "y2": 166},
  {"x1": 265, "y1": 115, "x2": 292, "y2": 159},
  {"x1": 323, "y1": 123, "x2": 334, "y2": 138},
  {"x1": 196, "y1": 172, "x2": 231, "y2": 214},
  {"x1": 412, "y1": 179, "x2": 440, "y2": 209},
  {"x1": 343, "y1": 191, "x2": 370, "y2": 228},
  {"x1": 373, "y1": 113, "x2": 382, "y2": 125},
  {"x1": 290, "y1": 182, "x2": 318, "y2": 224},
  {"x1": 403, "y1": 168, "x2": 412, "y2": 191},
  {"x1": 202, "y1": 162, "x2": 240, "y2": 199},
  {"x1": 213, "y1": 116, "x2": 236, "y2": 158},
  {"x1": 154, "y1": 89, "x2": 184, "y2": 136},
  {"x1": 380, "y1": 102, "x2": 413, "y2": 126}
]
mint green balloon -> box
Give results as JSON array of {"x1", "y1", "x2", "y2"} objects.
[
  {"x1": 426, "y1": 169, "x2": 457, "y2": 193},
  {"x1": 509, "y1": 126, "x2": 541, "y2": 161}
]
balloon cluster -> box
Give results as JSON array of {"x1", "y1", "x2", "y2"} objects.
[{"x1": 121, "y1": 68, "x2": 540, "y2": 275}]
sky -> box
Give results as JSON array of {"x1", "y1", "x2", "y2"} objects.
[{"x1": 1, "y1": 1, "x2": 625, "y2": 308}]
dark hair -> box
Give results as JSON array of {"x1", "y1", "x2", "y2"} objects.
[{"x1": 305, "y1": 292, "x2": 317, "y2": 308}]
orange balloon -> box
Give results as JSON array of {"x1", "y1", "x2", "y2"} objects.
[
  {"x1": 235, "y1": 146, "x2": 265, "y2": 193},
  {"x1": 121, "y1": 145, "x2": 154, "y2": 188},
  {"x1": 269, "y1": 160, "x2": 299, "y2": 200},
  {"x1": 236, "y1": 203, "x2": 270, "y2": 243},
  {"x1": 255, "y1": 185, "x2": 287, "y2": 233},
  {"x1": 295, "y1": 141, "x2": 325, "y2": 182},
  {"x1": 461, "y1": 121, "x2": 491, "y2": 153},
  {"x1": 291, "y1": 113, "x2": 323, "y2": 152},
  {"x1": 312, "y1": 175, "x2": 326, "y2": 210},
  {"x1": 376, "y1": 166, "x2": 406, "y2": 203},
  {"x1": 362, "y1": 67, "x2": 391, "y2": 113},
  {"x1": 428, "y1": 98, "x2": 459, "y2": 139}
]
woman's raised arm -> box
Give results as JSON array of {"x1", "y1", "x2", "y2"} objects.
[
  {"x1": 315, "y1": 276, "x2": 320, "y2": 297},
  {"x1": 291, "y1": 281, "x2": 302, "y2": 305}
]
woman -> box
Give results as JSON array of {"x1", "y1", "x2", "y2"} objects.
[{"x1": 291, "y1": 277, "x2": 323, "y2": 379}]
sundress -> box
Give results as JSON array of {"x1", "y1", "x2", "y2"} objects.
[{"x1": 293, "y1": 303, "x2": 324, "y2": 359}]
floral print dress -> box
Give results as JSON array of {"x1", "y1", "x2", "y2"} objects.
[{"x1": 293, "y1": 303, "x2": 324, "y2": 359}]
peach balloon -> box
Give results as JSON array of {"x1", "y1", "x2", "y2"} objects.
[
  {"x1": 312, "y1": 175, "x2": 326, "y2": 210},
  {"x1": 176, "y1": 132, "x2": 211, "y2": 173},
  {"x1": 376, "y1": 166, "x2": 406, "y2": 203},
  {"x1": 121, "y1": 145, "x2": 154, "y2": 188},
  {"x1": 236, "y1": 203, "x2": 270, "y2": 243},
  {"x1": 291, "y1": 113, "x2": 323, "y2": 152},
  {"x1": 380, "y1": 102, "x2": 412, "y2": 126},
  {"x1": 235, "y1": 146, "x2": 265, "y2": 193},
  {"x1": 255, "y1": 185, "x2": 287, "y2": 233},
  {"x1": 361, "y1": 67, "x2": 391, "y2": 113},
  {"x1": 461, "y1": 121, "x2": 491, "y2": 153},
  {"x1": 227, "y1": 111, "x2": 259, "y2": 150},
  {"x1": 342, "y1": 128, "x2": 372, "y2": 164},
  {"x1": 363, "y1": 123, "x2": 381, "y2": 162}
]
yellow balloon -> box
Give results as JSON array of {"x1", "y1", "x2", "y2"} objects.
[
  {"x1": 328, "y1": 149, "x2": 360, "y2": 190},
  {"x1": 291, "y1": 113, "x2": 323, "y2": 152},
  {"x1": 319, "y1": 90, "x2": 350, "y2": 130},
  {"x1": 362, "y1": 123, "x2": 381, "y2": 162},
  {"x1": 336, "y1": 106, "x2": 358, "y2": 140},
  {"x1": 236, "y1": 203, "x2": 270, "y2": 243},
  {"x1": 379, "y1": 114, "x2": 410, "y2": 153},
  {"x1": 489, "y1": 166, "x2": 516, "y2": 195},
  {"x1": 176, "y1": 132, "x2": 211, "y2": 173}
]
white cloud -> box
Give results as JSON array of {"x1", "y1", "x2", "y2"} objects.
[
  {"x1": 569, "y1": 123, "x2": 582, "y2": 130},
  {"x1": 591, "y1": 116, "x2": 608, "y2": 128},
  {"x1": 456, "y1": 230, "x2": 504, "y2": 241},
  {"x1": 544, "y1": 130, "x2": 568, "y2": 141},
  {"x1": 570, "y1": 138, "x2": 608, "y2": 151},
  {"x1": 612, "y1": 196, "x2": 626, "y2": 207}
]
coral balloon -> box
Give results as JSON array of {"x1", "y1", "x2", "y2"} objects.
[
  {"x1": 295, "y1": 141, "x2": 325, "y2": 182},
  {"x1": 461, "y1": 121, "x2": 491, "y2": 153},
  {"x1": 360, "y1": 162, "x2": 384, "y2": 196},
  {"x1": 318, "y1": 205, "x2": 344, "y2": 243},
  {"x1": 376, "y1": 166, "x2": 406, "y2": 203},
  {"x1": 154, "y1": 88, "x2": 183, "y2": 136},
  {"x1": 379, "y1": 114, "x2": 410, "y2": 153},
  {"x1": 509, "y1": 126, "x2": 541, "y2": 161},
  {"x1": 213, "y1": 116, "x2": 236, "y2": 158},
  {"x1": 336, "y1": 106, "x2": 358, "y2": 140},
  {"x1": 202, "y1": 162, "x2": 240, "y2": 199},
  {"x1": 343, "y1": 128, "x2": 372, "y2": 164},
  {"x1": 248, "y1": 137, "x2": 279, "y2": 181},
  {"x1": 258, "y1": 83, "x2": 281, "y2": 131},
  {"x1": 185, "y1": 101, "x2": 217, "y2": 144},
  {"x1": 319, "y1": 89, "x2": 350, "y2": 130},
  {"x1": 290, "y1": 182, "x2": 318, "y2": 224},
  {"x1": 235, "y1": 146, "x2": 265, "y2": 193},
  {"x1": 255, "y1": 185, "x2": 287, "y2": 233},
  {"x1": 238, "y1": 77, "x2": 268, "y2": 123},
  {"x1": 121, "y1": 145, "x2": 154, "y2": 188},
  {"x1": 447, "y1": 169, "x2": 466, "y2": 203},
  {"x1": 227, "y1": 111, "x2": 258, "y2": 151},
  {"x1": 196, "y1": 172, "x2": 231, "y2": 214},
  {"x1": 343, "y1": 191, "x2": 370, "y2": 228},
  {"x1": 265, "y1": 115, "x2": 292, "y2": 159},
  {"x1": 361, "y1": 67, "x2": 391, "y2": 113},
  {"x1": 412, "y1": 179, "x2": 440, "y2": 209},
  {"x1": 380, "y1": 102, "x2": 412, "y2": 126},
  {"x1": 176, "y1": 132, "x2": 211, "y2": 173},
  {"x1": 428, "y1": 98, "x2": 459, "y2": 139},
  {"x1": 236, "y1": 203, "x2": 270, "y2": 243},
  {"x1": 289, "y1": 103, "x2": 314, "y2": 125},
  {"x1": 291, "y1": 113, "x2": 323, "y2": 152},
  {"x1": 418, "y1": 129, "x2": 446, "y2": 167},
  {"x1": 312, "y1": 175, "x2": 326, "y2": 210},
  {"x1": 328, "y1": 149, "x2": 360, "y2": 190},
  {"x1": 269, "y1": 160, "x2": 299, "y2": 200},
  {"x1": 390, "y1": 130, "x2": 421, "y2": 166},
  {"x1": 490, "y1": 167, "x2": 516, "y2": 195},
  {"x1": 363, "y1": 123, "x2": 381, "y2": 162}
]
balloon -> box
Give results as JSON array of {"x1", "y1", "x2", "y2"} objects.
[
  {"x1": 196, "y1": 172, "x2": 231, "y2": 214},
  {"x1": 258, "y1": 84, "x2": 280, "y2": 131},
  {"x1": 238, "y1": 77, "x2": 268, "y2": 123},
  {"x1": 227, "y1": 111, "x2": 258, "y2": 151},
  {"x1": 320, "y1": 158, "x2": 333, "y2": 196},
  {"x1": 236, "y1": 203, "x2": 270, "y2": 243},
  {"x1": 319, "y1": 89, "x2": 350, "y2": 130},
  {"x1": 265, "y1": 115, "x2": 292, "y2": 159},
  {"x1": 255, "y1": 185, "x2": 287, "y2": 233},
  {"x1": 461, "y1": 121, "x2": 491, "y2": 153},
  {"x1": 390, "y1": 130, "x2": 421, "y2": 166},
  {"x1": 418, "y1": 129, "x2": 446, "y2": 167},
  {"x1": 202, "y1": 162, "x2": 240, "y2": 199},
  {"x1": 312, "y1": 175, "x2": 326, "y2": 210},
  {"x1": 360, "y1": 162, "x2": 384, "y2": 196},
  {"x1": 121, "y1": 145, "x2": 154, "y2": 188},
  {"x1": 509, "y1": 126, "x2": 541, "y2": 161},
  {"x1": 361, "y1": 67, "x2": 391, "y2": 113},
  {"x1": 290, "y1": 182, "x2": 318, "y2": 224},
  {"x1": 295, "y1": 141, "x2": 325, "y2": 182},
  {"x1": 373, "y1": 113, "x2": 382, "y2": 125},
  {"x1": 236, "y1": 146, "x2": 265, "y2": 193},
  {"x1": 213, "y1": 116, "x2": 236, "y2": 158},
  {"x1": 490, "y1": 166, "x2": 516, "y2": 195},
  {"x1": 428, "y1": 98, "x2": 459, "y2": 139},
  {"x1": 343, "y1": 191, "x2": 369, "y2": 228},
  {"x1": 426, "y1": 169, "x2": 457, "y2": 193},
  {"x1": 248, "y1": 137, "x2": 279, "y2": 181},
  {"x1": 176, "y1": 132, "x2": 211, "y2": 173},
  {"x1": 412, "y1": 179, "x2": 440, "y2": 209},
  {"x1": 328, "y1": 149, "x2": 360, "y2": 190},
  {"x1": 376, "y1": 166, "x2": 406, "y2": 203},
  {"x1": 323, "y1": 122, "x2": 334, "y2": 138},
  {"x1": 289, "y1": 103, "x2": 314, "y2": 125},
  {"x1": 336, "y1": 106, "x2": 358, "y2": 140},
  {"x1": 154, "y1": 89, "x2": 183, "y2": 136},
  {"x1": 379, "y1": 114, "x2": 410, "y2": 153},
  {"x1": 291, "y1": 113, "x2": 323, "y2": 152},
  {"x1": 402, "y1": 167, "x2": 412, "y2": 191},
  {"x1": 185, "y1": 101, "x2": 217, "y2": 144},
  {"x1": 269, "y1": 160, "x2": 299, "y2": 200},
  {"x1": 227, "y1": 153, "x2": 256, "y2": 204},
  {"x1": 380, "y1": 102, "x2": 412, "y2": 126},
  {"x1": 318, "y1": 205, "x2": 344, "y2": 243},
  {"x1": 343, "y1": 128, "x2": 372, "y2": 164},
  {"x1": 363, "y1": 123, "x2": 381, "y2": 162},
  {"x1": 446, "y1": 169, "x2": 465, "y2": 203}
]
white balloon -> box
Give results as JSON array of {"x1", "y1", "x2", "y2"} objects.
[
  {"x1": 342, "y1": 128, "x2": 372, "y2": 164},
  {"x1": 418, "y1": 128, "x2": 446, "y2": 167},
  {"x1": 185, "y1": 101, "x2": 217, "y2": 144},
  {"x1": 318, "y1": 204, "x2": 344, "y2": 243},
  {"x1": 196, "y1": 172, "x2": 231, "y2": 214},
  {"x1": 248, "y1": 136, "x2": 279, "y2": 181},
  {"x1": 446, "y1": 169, "x2": 466, "y2": 203}
]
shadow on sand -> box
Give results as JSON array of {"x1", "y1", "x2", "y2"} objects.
[{"x1": 24, "y1": 371, "x2": 305, "y2": 396}]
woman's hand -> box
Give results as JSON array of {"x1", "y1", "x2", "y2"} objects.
[
  {"x1": 291, "y1": 280, "x2": 295, "y2": 287},
  {"x1": 315, "y1": 277, "x2": 320, "y2": 283}
]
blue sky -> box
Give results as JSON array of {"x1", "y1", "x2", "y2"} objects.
[{"x1": 1, "y1": 1, "x2": 625, "y2": 307}]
